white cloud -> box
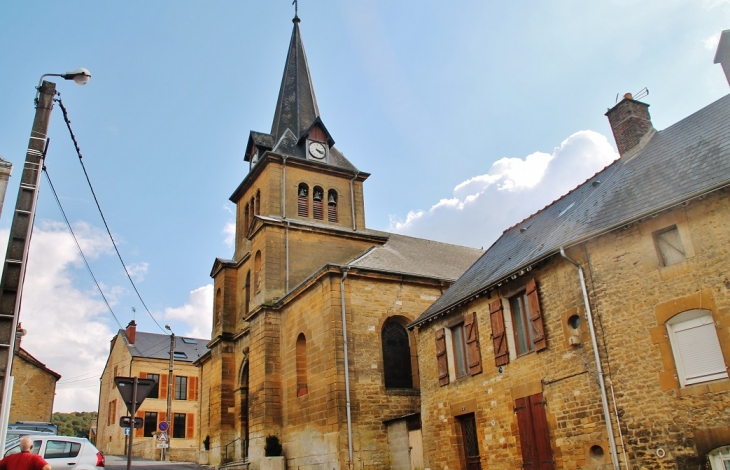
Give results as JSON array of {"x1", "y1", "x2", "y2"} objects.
[
  {"x1": 163, "y1": 284, "x2": 212, "y2": 340},
  {"x1": 125, "y1": 262, "x2": 149, "y2": 282},
  {"x1": 223, "y1": 222, "x2": 235, "y2": 248},
  {"x1": 390, "y1": 130, "x2": 619, "y2": 249},
  {"x1": 704, "y1": 32, "x2": 721, "y2": 51}
]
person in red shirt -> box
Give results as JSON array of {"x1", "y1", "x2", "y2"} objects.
[{"x1": 0, "y1": 437, "x2": 51, "y2": 470}]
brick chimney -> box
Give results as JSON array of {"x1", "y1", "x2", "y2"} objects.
[
  {"x1": 605, "y1": 93, "x2": 655, "y2": 156},
  {"x1": 125, "y1": 320, "x2": 137, "y2": 345}
]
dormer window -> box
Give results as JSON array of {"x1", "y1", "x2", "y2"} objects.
[
  {"x1": 313, "y1": 186, "x2": 324, "y2": 220},
  {"x1": 298, "y1": 184, "x2": 309, "y2": 217},
  {"x1": 327, "y1": 190, "x2": 338, "y2": 223}
]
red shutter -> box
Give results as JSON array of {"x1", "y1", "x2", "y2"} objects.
[
  {"x1": 186, "y1": 413, "x2": 194, "y2": 439},
  {"x1": 435, "y1": 329, "x2": 449, "y2": 386},
  {"x1": 464, "y1": 312, "x2": 482, "y2": 376},
  {"x1": 160, "y1": 375, "x2": 168, "y2": 399},
  {"x1": 298, "y1": 197, "x2": 308, "y2": 217},
  {"x1": 526, "y1": 279, "x2": 547, "y2": 351},
  {"x1": 139, "y1": 372, "x2": 147, "y2": 379},
  {"x1": 313, "y1": 200, "x2": 324, "y2": 219},
  {"x1": 135, "y1": 411, "x2": 144, "y2": 437},
  {"x1": 530, "y1": 394, "x2": 555, "y2": 470},
  {"x1": 159, "y1": 412, "x2": 166, "y2": 427},
  {"x1": 515, "y1": 397, "x2": 536, "y2": 469},
  {"x1": 188, "y1": 376, "x2": 199, "y2": 401},
  {"x1": 328, "y1": 202, "x2": 338, "y2": 222},
  {"x1": 489, "y1": 299, "x2": 509, "y2": 366}
]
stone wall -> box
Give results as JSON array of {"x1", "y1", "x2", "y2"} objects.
[{"x1": 9, "y1": 351, "x2": 58, "y2": 423}]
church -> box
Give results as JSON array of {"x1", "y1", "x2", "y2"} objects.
[{"x1": 195, "y1": 13, "x2": 483, "y2": 470}]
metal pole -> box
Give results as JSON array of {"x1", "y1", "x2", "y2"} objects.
[
  {"x1": 126, "y1": 378, "x2": 138, "y2": 470},
  {"x1": 165, "y1": 332, "x2": 175, "y2": 461},
  {"x1": 0, "y1": 81, "x2": 57, "y2": 439}
]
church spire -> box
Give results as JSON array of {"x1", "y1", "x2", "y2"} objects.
[{"x1": 270, "y1": 15, "x2": 321, "y2": 143}]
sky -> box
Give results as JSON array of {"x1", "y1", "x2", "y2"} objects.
[{"x1": 0, "y1": 1, "x2": 727, "y2": 413}]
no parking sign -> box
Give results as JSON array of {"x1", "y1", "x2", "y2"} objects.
[{"x1": 159, "y1": 421, "x2": 169, "y2": 432}]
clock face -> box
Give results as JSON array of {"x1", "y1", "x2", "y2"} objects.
[{"x1": 309, "y1": 141, "x2": 326, "y2": 159}]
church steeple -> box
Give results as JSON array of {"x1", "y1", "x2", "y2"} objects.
[{"x1": 270, "y1": 16, "x2": 321, "y2": 144}]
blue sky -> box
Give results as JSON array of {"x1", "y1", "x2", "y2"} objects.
[{"x1": 0, "y1": 2, "x2": 727, "y2": 412}]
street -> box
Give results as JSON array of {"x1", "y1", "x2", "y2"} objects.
[{"x1": 104, "y1": 454, "x2": 208, "y2": 470}]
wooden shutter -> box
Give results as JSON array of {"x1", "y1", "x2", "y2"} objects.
[
  {"x1": 160, "y1": 374, "x2": 168, "y2": 399},
  {"x1": 298, "y1": 197, "x2": 308, "y2": 217},
  {"x1": 464, "y1": 312, "x2": 482, "y2": 376},
  {"x1": 139, "y1": 372, "x2": 147, "y2": 379},
  {"x1": 135, "y1": 410, "x2": 144, "y2": 437},
  {"x1": 186, "y1": 413, "x2": 194, "y2": 439},
  {"x1": 489, "y1": 299, "x2": 509, "y2": 366},
  {"x1": 526, "y1": 279, "x2": 547, "y2": 352},
  {"x1": 313, "y1": 200, "x2": 324, "y2": 219},
  {"x1": 515, "y1": 397, "x2": 535, "y2": 469},
  {"x1": 188, "y1": 376, "x2": 199, "y2": 401},
  {"x1": 159, "y1": 412, "x2": 166, "y2": 427},
  {"x1": 435, "y1": 329, "x2": 449, "y2": 386},
  {"x1": 530, "y1": 394, "x2": 555, "y2": 470}
]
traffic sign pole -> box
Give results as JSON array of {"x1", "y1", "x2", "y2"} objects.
[{"x1": 126, "y1": 378, "x2": 137, "y2": 470}]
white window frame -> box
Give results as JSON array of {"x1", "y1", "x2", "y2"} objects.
[
  {"x1": 708, "y1": 445, "x2": 730, "y2": 470},
  {"x1": 666, "y1": 309, "x2": 728, "y2": 387}
]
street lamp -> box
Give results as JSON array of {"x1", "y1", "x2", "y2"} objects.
[
  {"x1": 0, "y1": 69, "x2": 91, "y2": 445},
  {"x1": 164, "y1": 324, "x2": 175, "y2": 461}
]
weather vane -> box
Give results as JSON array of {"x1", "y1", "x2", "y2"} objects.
[{"x1": 293, "y1": 0, "x2": 298, "y2": 19}]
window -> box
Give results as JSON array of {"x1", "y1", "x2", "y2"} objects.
[
  {"x1": 709, "y1": 445, "x2": 730, "y2": 470},
  {"x1": 255, "y1": 190, "x2": 261, "y2": 215},
  {"x1": 654, "y1": 226, "x2": 685, "y2": 267},
  {"x1": 435, "y1": 312, "x2": 482, "y2": 386},
  {"x1": 143, "y1": 412, "x2": 158, "y2": 437},
  {"x1": 244, "y1": 271, "x2": 251, "y2": 315},
  {"x1": 296, "y1": 334, "x2": 308, "y2": 396},
  {"x1": 667, "y1": 309, "x2": 728, "y2": 387},
  {"x1": 175, "y1": 376, "x2": 188, "y2": 400},
  {"x1": 147, "y1": 374, "x2": 160, "y2": 399},
  {"x1": 515, "y1": 393, "x2": 554, "y2": 470},
  {"x1": 327, "y1": 190, "x2": 338, "y2": 222},
  {"x1": 490, "y1": 279, "x2": 547, "y2": 366},
  {"x1": 44, "y1": 441, "x2": 81, "y2": 459},
  {"x1": 215, "y1": 288, "x2": 222, "y2": 325},
  {"x1": 173, "y1": 413, "x2": 186, "y2": 439},
  {"x1": 382, "y1": 319, "x2": 413, "y2": 388},
  {"x1": 312, "y1": 186, "x2": 324, "y2": 220},
  {"x1": 244, "y1": 203, "x2": 249, "y2": 234},
  {"x1": 107, "y1": 400, "x2": 116, "y2": 425},
  {"x1": 181, "y1": 338, "x2": 197, "y2": 344},
  {"x1": 254, "y1": 251, "x2": 262, "y2": 294},
  {"x1": 297, "y1": 184, "x2": 309, "y2": 217},
  {"x1": 173, "y1": 351, "x2": 188, "y2": 360}
]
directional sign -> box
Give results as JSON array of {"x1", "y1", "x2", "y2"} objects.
[
  {"x1": 119, "y1": 416, "x2": 144, "y2": 429},
  {"x1": 157, "y1": 433, "x2": 168, "y2": 442},
  {"x1": 156, "y1": 444, "x2": 169, "y2": 449},
  {"x1": 114, "y1": 377, "x2": 157, "y2": 415},
  {"x1": 159, "y1": 421, "x2": 169, "y2": 432}
]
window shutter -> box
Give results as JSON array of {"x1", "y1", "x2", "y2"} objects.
[
  {"x1": 160, "y1": 374, "x2": 168, "y2": 399},
  {"x1": 530, "y1": 394, "x2": 555, "y2": 469},
  {"x1": 435, "y1": 329, "x2": 449, "y2": 386},
  {"x1": 464, "y1": 312, "x2": 482, "y2": 376},
  {"x1": 159, "y1": 412, "x2": 166, "y2": 427},
  {"x1": 313, "y1": 200, "x2": 324, "y2": 219},
  {"x1": 135, "y1": 411, "x2": 144, "y2": 437},
  {"x1": 674, "y1": 319, "x2": 728, "y2": 385},
  {"x1": 188, "y1": 376, "x2": 199, "y2": 401},
  {"x1": 489, "y1": 299, "x2": 509, "y2": 366},
  {"x1": 139, "y1": 372, "x2": 147, "y2": 379},
  {"x1": 186, "y1": 413, "x2": 194, "y2": 439},
  {"x1": 515, "y1": 397, "x2": 535, "y2": 469},
  {"x1": 298, "y1": 197, "x2": 308, "y2": 217},
  {"x1": 526, "y1": 279, "x2": 547, "y2": 352}
]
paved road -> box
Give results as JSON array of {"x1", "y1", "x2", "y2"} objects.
[{"x1": 104, "y1": 454, "x2": 209, "y2": 470}]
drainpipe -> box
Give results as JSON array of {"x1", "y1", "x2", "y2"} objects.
[
  {"x1": 559, "y1": 247, "x2": 620, "y2": 470},
  {"x1": 349, "y1": 172, "x2": 359, "y2": 231},
  {"x1": 282, "y1": 156, "x2": 290, "y2": 292},
  {"x1": 340, "y1": 268, "x2": 354, "y2": 469}
]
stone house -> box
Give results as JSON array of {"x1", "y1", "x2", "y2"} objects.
[
  {"x1": 409, "y1": 86, "x2": 730, "y2": 468},
  {"x1": 9, "y1": 333, "x2": 61, "y2": 423},
  {"x1": 96, "y1": 321, "x2": 208, "y2": 462},
  {"x1": 196, "y1": 15, "x2": 483, "y2": 470}
]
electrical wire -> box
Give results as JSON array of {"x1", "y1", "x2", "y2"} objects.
[
  {"x1": 42, "y1": 167, "x2": 123, "y2": 330},
  {"x1": 54, "y1": 97, "x2": 166, "y2": 333}
]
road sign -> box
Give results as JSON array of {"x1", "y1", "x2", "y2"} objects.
[
  {"x1": 114, "y1": 377, "x2": 157, "y2": 415},
  {"x1": 124, "y1": 428, "x2": 130, "y2": 435},
  {"x1": 119, "y1": 416, "x2": 144, "y2": 429},
  {"x1": 156, "y1": 443, "x2": 169, "y2": 449},
  {"x1": 159, "y1": 421, "x2": 169, "y2": 432},
  {"x1": 157, "y1": 432, "x2": 168, "y2": 441}
]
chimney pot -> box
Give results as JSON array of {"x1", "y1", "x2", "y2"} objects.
[{"x1": 126, "y1": 320, "x2": 137, "y2": 345}]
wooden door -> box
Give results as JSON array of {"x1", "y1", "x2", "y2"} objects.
[
  {"x1": 408, "y1": 428, "x2": 424, "y2": 470},
  {"x1": 459, "y1": 414, "x2": 482, "y2": 470}
]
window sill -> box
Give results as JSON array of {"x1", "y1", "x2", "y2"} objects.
[
  {"x1": 384, "y1": 388, "x2": 419, "y2": 396},
  {"x1": 675, "y1": 378, "x2": 730, "y2": 397}
]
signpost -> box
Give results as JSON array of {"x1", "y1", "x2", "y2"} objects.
[{"x1": 114, "y1": 377, "x2": 156, "y2": 470}]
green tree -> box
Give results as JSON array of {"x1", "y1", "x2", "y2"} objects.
[{"x1": 52, "y1": 412, "x2": 98, "y2": 438}]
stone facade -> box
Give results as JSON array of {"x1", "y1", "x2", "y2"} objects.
[{"x1": 9, "y1": 348, "x2": 60, "y2": 423}]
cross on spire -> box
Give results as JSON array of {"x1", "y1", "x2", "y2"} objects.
[{"x1": 292, "y1": 0, "x2": 299, "y2": 20}]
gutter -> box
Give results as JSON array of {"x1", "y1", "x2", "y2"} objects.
[
  {"x1": 559, "y1": 247, "x2": 621, "y2": 470},
  {"x1": 340, "y1": 268, "x2": 354, "y2": 469}
]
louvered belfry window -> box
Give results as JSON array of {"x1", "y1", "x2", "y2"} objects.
[
  {"x1": 328, "y1": 189, "x2": 338, "y2": 222},
  {"x1": 313, "y1": 186, "x2": 324, "y2": 220},
  {"x1": 297, "y1": 184, "x2": 309, "y2": 217}
]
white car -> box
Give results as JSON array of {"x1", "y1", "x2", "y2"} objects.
[{"x1": 4, "y1": 435, "x2": 104, "y2": 470}]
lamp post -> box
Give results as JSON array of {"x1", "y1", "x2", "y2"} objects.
[
  {"x1": 164, "y1": 324, "x2": 175, "y2": 461},
  {"x1": 0, "y1": 69, "x2": 91, "y2": 445}
]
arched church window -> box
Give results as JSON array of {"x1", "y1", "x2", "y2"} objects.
[
  {"x1": 250, "y1": 196, "x2": 255, "y2": 225},
  {"x1": 327, "y1": 190, "x2": 338, "y2": 223},
  {"x1": 215, "y1": 288, "x2": 222, "y2": 325},
  {"x1": 255, "y1": 190, "x2": 261, "y2": 215},
  {"x1": 253, "y1": 251, "x2": 262, "y2": 294},
  {"x1": 244, "y1": 271, "x2": 251, "y2": 315},
  {"x1": 298, "y1": 184, "x2": 309, "y2": 217},
  {"x1": 244, "y1": 204, "x2": 250, "y2": 235},
  {"x1": 296, "y1": 333, "x2": 308, "y2": 396},
  {"x1": 312, "y1": 186, "x2": 324, "y2": 220},
  {"x1": 382, "y1": 319, "x2": 413, "y2": 389}
]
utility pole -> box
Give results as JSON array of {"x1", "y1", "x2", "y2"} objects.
[
  {"x1": 0, "y1": 81, "x2": 56, "y2": 439},
  {"x1": 165, "y1": 330, "x2": 175, "y2": 461}
]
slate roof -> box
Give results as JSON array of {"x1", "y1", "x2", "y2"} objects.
[
  {"x1": 123, "y1": 331, "x2": 210, "y2": 363},
  {"x1": 412, "y1": 93, "x2": 730, "y2": 327}
]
